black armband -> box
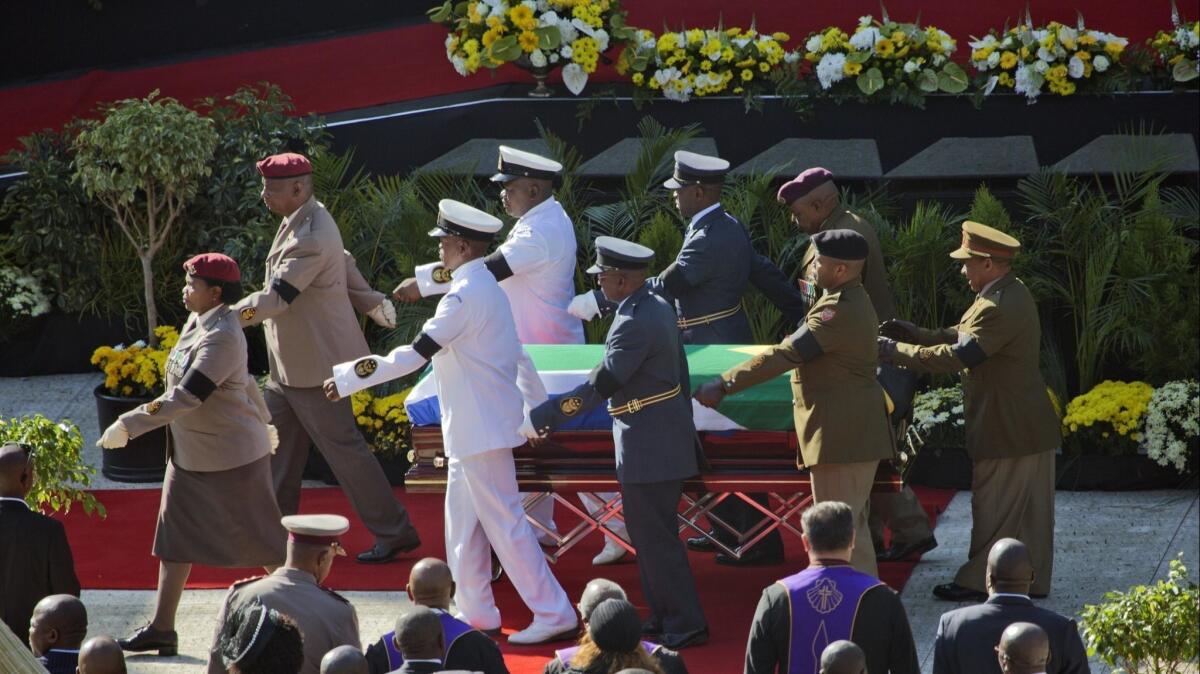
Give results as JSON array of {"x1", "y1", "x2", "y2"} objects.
[
  {"x1": 952, "y1": 338, "x2": 988, "y2": 367},
  {"x1": 589, "y1": 365, "x2": 622, "y2": 398},
  {"x1": 789, "y1": 326, "x2": 824, "y2": 362},
  {"x1": 181, "y1": 369, "x2": 217, "y2": 401},
  {"x1": 482, "y1": 251, "x2": 514, "y2": 282},
  {"x1": 412, "y1": 332, "x2": 442, "y2": 360},
  {"x1": 272, "y1": 278, "x2": 300, "y2": 304},
  {"x1": 659, "y1": 262, "x2": 690, "y2": 297}
]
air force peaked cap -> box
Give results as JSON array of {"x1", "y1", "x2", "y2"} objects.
[
  {"x1": 491, "y1": 145, "x2": 564, "y2": 182},
  {"x1": 663, "y1": 150, "x2": 730, "y2": 189},
  {"x1": 429, "y1": 199, "x2": 503, "y2": 241},
  {"x1": 586, "y1": 236, "x2": 654, "y2": 274},
  {"x1": 811, "y1": 228, "x2": 869, "y2": 261}
]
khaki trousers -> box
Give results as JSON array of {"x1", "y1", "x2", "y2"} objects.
[
  {"x1": 869, "y1": 484, "x2": 933, "y2": 549},
  {"x1": 954, "y1": 450, "x2": 1055, "y2": 594},
  {"x1": 810, "y1": 460, "x2": 880, "y2": 578}
]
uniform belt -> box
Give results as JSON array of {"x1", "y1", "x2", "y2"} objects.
[
  {"x1": 677, "y1": 303, "x2": 742, "y2": 330},
  {"x1": 607, "y1": 385, "x2": 682, "y2": 417}
]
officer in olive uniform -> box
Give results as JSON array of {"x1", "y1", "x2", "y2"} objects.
[
  {"x1": 527, "y1": 237, "x2": 709, "y2": 650},
  {"x1": 206, "y1": 514, "x2": 361, "y2": 674},
  {"x1": 231, "y1": 152, "x2": 419, "y2": 564},
  {"x1": 695, "y1": 229, "x2": 894, "y2": 577},
  {"x1": 779, "y1": 167, "x2": 935, "y2": 562},
  {"x1": 570, "y1": 151, "x2": 808, "y2": 566},
  {"x1": 879, "y1": 221, "x2": 1060, "y2": 601}
]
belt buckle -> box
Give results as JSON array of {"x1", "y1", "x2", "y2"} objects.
[{"x1": 629, "y1": 398, "x2": 643, "y2": 413}]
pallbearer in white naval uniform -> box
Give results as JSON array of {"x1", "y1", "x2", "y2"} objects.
[
  {"x1": 395, "y1": 145, "x2": 628, "y2": 566},
  {"x1": 328, "y1": 199, "x2": 578, "y2": 646}
]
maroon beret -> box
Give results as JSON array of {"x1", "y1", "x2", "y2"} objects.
[
  {"x1": 777, "y1": 167, "x2": 834, "y2": 205},
  {"x1": 256, "y1": 152, "x2": 312, "y2": 178},
  {"x1": 183, "y1": 253, "x2": 240, "y2": 283}
]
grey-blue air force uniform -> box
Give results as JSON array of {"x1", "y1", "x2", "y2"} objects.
[{"x1": 531, "y1": 241, "x2": 707, "y2": 641}]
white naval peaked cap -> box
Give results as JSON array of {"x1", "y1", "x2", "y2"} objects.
[
  {"x1": 586, "y1": 236, "x2": 655, "y2": 274},
  {"x1": 663, "y1": 149, "x2": 731, "y2": 189},
  {"x1": 429, "y1": 198, "x2": 503, "y2": 241},
  {"x1": 491, "y1": 145, "x2": 564, "y2": 182}
]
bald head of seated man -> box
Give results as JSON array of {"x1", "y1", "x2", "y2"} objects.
[
  {"x1": 77, "y1": 636, "x2": 127, "y2": 674},
  {"x1": 987, "y1": 538, "x2": 1036, "y2": 596},
  {"x1": 997, "y1": 622, "x2": 1050, "y2": 674},
  {"x1": 406, "y1": 557, "x2": 455, "y2": 610},
  {"x1": 29, "y1": 594, "x2": 87, "y2": 657},
  {"x1": 820, "y1": 640, "x2": 867, "y2": 674},
  {"x1": 0, "y1": 441, "x2": 34, "y2": 498},
  {"x1": 321, "y1": 645, "x2": 368, "y2": 674},
  {"x1": 395, "y1": 607, "x2": 445, "y2": 663}
]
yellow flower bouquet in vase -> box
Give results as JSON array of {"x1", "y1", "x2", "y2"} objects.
[
  {"x1": 90, "y1": 325, "x2": 179, "y2": 482},
  {"x1": 351, "y1": 388, "x2": 415, "y2": 486}
]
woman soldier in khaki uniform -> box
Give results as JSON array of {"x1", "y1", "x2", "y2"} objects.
[{"x1": 98, "y1": 253, "x2": 287, "y2": 656}]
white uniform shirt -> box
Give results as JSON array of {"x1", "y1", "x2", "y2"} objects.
[
  {"x1": 332, "y1": 257, "x2": 546, "y2": 458},
  {"x1": 497, "y1": 196, "x2": 584, "y2": 345}
]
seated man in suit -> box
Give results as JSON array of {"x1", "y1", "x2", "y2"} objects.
[
  {"x1": 0, "y1": 442, "x2": 80, "y2": 646},
  {"x1": 28, "y1": 594, "x2": 87, "y2": 674},
  {"x1": 546, "y1": 578, "x2": 687, "y2": 674},
  {"x1": 77, "y1": 636, "x2": 128, "y2": 674},
  {"x1": 821, "y1": 641, "x2": 868, "y2": 674},
  {"x1": 392, "y1": 607, "x2": 447, "y2": 674},
  {"x1": 997, "y1": 623, "x2": 1051, "y2": 674},
  {"x1": 365, "y1": 557, "x2": 506, "y2": 674},
  {"x1": 933, "y1": 538, "x2": 1088, "y2": 674},
  {"x1": 322, "y1": 645, "x2": 368, "y2": 674}
]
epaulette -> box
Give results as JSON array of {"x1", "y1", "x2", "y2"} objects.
[
  {"x1": 230, "y1": 574, "x2": 267, "y2": 589},
  {"x1": 321, "y1": 586, "x2": 351, "y2": 604}
]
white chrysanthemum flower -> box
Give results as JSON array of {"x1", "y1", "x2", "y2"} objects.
[
  {"x1": 559, "y1": 45, "x2": 572, "y2": 59},
  {"x1": 529, "y1": 49, "x2": 547, "y2": 67},
  {"x1": 850, "y1": 26, "x2": 881, "y2": 51},
  {"x1": 805, "y1": 35, "x2": 822, "y2": 52},
  {"x1": 988, "y1": 51, "x2": 1001, "y2": 67},
  {"x1": 1092, "y1": 54, "x2": 1109, "y2": 72},
  {"x1": 1034, "y1": 59, "x2": 1049, "y2": 73},
  {"x1": 1015, "y1": 63, "x2": 1043, "y2": 100},
  {"x1": 816, "y1": 52, "x2": 847, "y2": 89},
  {"x1": 1068, "y1": 55, "x2": 1085, "y2": 78},
  {"x1": 558, "y1": 18, "x2": 578, "y2": 44},
  {"x1": 904, "y1": 59, "x2": 920, "y2": 74},
  {"x1": 549, "y1": 52, "x2": 560, "y2": 63}
]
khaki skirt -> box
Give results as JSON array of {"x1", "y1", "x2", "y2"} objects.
[{"x1": 153, "y1": 454, "x2": 286, "y2": 567}]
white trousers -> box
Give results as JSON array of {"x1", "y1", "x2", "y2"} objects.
[
  {"x1": 527, "y1": 493, "x2": 628, "y2": 542},
  {"x1": 446, "y1": 447, "x2": 575, "y2": 630}
]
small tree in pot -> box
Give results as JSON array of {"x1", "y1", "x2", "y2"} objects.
[{"x1": 74, "y1": 91, "x2": 218, "y2": 346}]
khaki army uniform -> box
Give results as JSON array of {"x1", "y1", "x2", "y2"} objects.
[
  {"x1": 723, "y1": 282, "x2": 894, "y2": 576},
  {"x1": 892, "y1": 272, "x2": 1060, "y2": 594}
]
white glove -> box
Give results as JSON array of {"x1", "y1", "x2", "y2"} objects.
[
  {"x1": 97, "y1": 421, "x2": 129, "y2": 449},
  {"x1": 266, "y1": 424, "x2": 280, "y2": 453},
  {"x1": 518, "y1": 414, "x2": 542, "y2": 441},
  {"x1": 367, "y1": 299, "x2": 397, "y2": 329},
  {"x1": 567, "y1": 291, "x2": 600, "y2": 321}
]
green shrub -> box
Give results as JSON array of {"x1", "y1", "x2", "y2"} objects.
[
  {"x1": 0, "y1": 415, "x2": 104, "y2": 516},
  {"x1": 1081, "y1": 557, "x2": 1199, "y2": 674}
]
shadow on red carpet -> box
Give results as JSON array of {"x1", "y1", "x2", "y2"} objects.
[{"x1": 56, "y1": 486, "x2": 954, "y2": 673}]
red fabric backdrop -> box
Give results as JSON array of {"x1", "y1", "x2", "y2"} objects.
[{"x1": 0, "y1": 1, "x2": 1181, "y2": 155}]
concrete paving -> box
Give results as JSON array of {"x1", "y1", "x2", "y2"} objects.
[{"x1": 3, "y1": 373, "x2": 1197, "y2": 673}]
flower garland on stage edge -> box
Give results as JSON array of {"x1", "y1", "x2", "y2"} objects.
[
  {"x1": 968, "y1": 16, "x2": 1129, "y2": 103},
  {"x1": 799, "y1": 13, "x2": 966, "y2": 107},
  {"x1": 428, "y1": 0, "x2": 636, "y2": 95}
]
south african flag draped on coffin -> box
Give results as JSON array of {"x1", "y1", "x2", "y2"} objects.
[{"x1": 404, "y1": 344, "x2": 794, "y2": 432}]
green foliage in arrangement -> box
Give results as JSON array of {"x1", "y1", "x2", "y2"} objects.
[
  {"x1": 0, "y1": 415, "x2": 104, "y2": 517},
  {"x1": 74, "y1": 91, "x2": 219, "y2": 347},
  {"x1": 1081, "y1": 557, "x2": 1200, "y2": 674}
]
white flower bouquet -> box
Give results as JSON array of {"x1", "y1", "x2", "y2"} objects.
[{"x1": 1143, "y1": 379, "x2": 1200, "y2": 473}]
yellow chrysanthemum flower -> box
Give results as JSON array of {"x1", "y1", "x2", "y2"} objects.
[
  {"x1": 844, "y1": 61, "x2": 862, "y2": 76},
  {"x1": 1000, "y1": 51, "x2": 1018, "y2": 69},
  {"x1": 518, "y1": 30, "x2": 540, "y2": 53}
]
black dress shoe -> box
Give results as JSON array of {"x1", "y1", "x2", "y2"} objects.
[
  {"x1": 932, "y1": 583, "x2": 988, "y2": 602},
  {"x1": 715, "y1": 546, "x2": 784, "y2": 567},
  {"x1": 686, "y1": 535, "x2": 717, "y2": 552},
  {"x1": 356, "y1": 537, "x2": 421, "y2": 564},
  {"x1": 119, "y1": 624, "x2": 178, "y2": 656},
  {"x1": 878, "y1": 536, "x2": 938, "y2": 562},
  {"x1": 661, "y1": 627, "x2": 709, "y2": 650}
]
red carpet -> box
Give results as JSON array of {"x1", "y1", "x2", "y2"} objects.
[{"x1": 56, "y1": 486, "x2": 954, "y2": 673}]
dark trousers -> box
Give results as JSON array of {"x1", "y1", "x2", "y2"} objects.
[
  {"x1": 707, "y1": 494, "x2": 784, "y2": 557},
  {"x1": 621, "y1": 479, "x2": 706, "y2": 636},
  {"x1": 266, "y1": 380, "x2": 418, "y2": 547}
]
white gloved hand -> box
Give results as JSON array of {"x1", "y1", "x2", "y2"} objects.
[
  {"x1": 367, "y1": 299, "x2": 397, "y2": 329},
  {"x1": 518, "y1": 414, "x2": 542, "y2": 441},
  {"x1": 266, "y1": 424, "x2": 280, "y2": 453},
  {"x1": 567, "y1": 291, "x2": 600, "y2": 321},
  {"x1": 97, "y1": 421, "x2": 129, "y2": 449}
]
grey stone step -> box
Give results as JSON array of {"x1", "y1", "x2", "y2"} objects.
[
  {"x1": 576, "y1": 137, "x2": 718, "y2": 178},
  {"x1": 886, "y1": 136, "x2": 1039, "y2": 178},
  {"x1": 731, "y1": 138, "x2": 883, "y2": 179},
  {"x1": 420, "y1": 138, "x2": 552, "y2": 176},
  {"x1": 1051, "y1": 133, "x2": 1199, "y2": 174}
]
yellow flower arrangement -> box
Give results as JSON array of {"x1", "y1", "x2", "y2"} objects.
[
  {"x1": 351, "y1": 388, "x2": 413, "y2": 458},
  {"x1": 618, "y1": 25, "x2": 796, "y2": 105},
  {"x1": 1062, "y1": 380, "x2": 1153, "y2": 456},
  {"x1": 429, "y1": 0, "x2": 634, "y2": 96},
  {"x1": 968, "y1": 19, "x2": 1128, "y2": 102},
  {"x1": 90, "y1": 325, "x2": 180, "y2": 398},
  {"x1": 1147, "y1": 17, "x2": 1199, "y2": 83},
  {"x1": 800, "y1": 14, "x2": 965, "y2": 107}
]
